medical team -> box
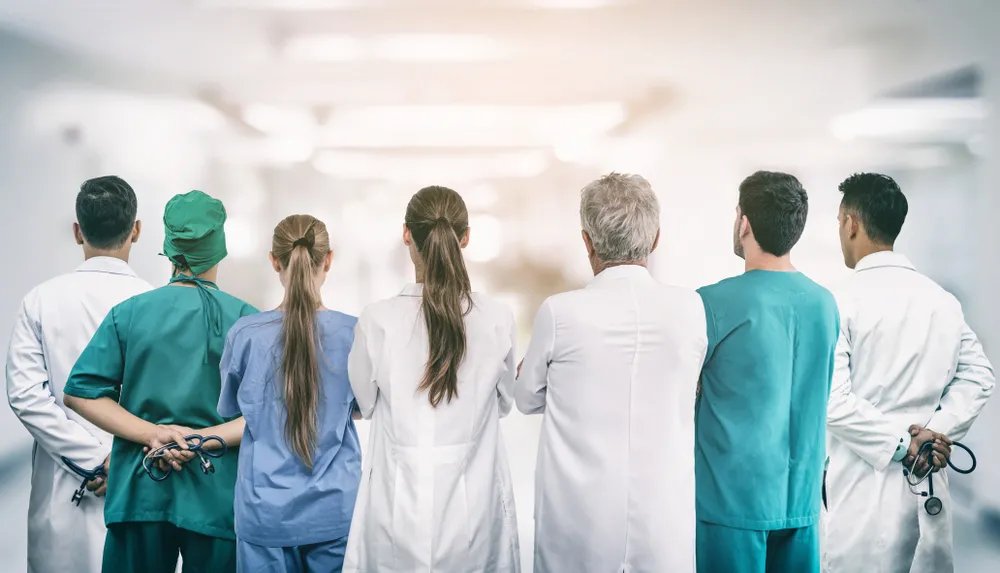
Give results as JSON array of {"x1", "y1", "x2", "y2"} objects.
[{"x1": 5, "y1": 170, "x2": 995, "y2": 573}]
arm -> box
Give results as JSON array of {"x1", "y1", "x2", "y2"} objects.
[
  {"x1": 515, "y1": 299, "x2": 556, "y2": 415},
  {"x1": 348, "y1": 317, "x2": 378, "y2": 419},
  {"x1": 197, "y1": 418, "x2": 246, "y2": 449},
  {"x1": 217, "y1": 329, "x2": 243, "y2": 419},
  {"x1": 925, "y1": 316, "x2": 996, "y2": 441},
  {"x1": 825, "y1": 304, "x2": 910, "y2": 471},
  {"x1": 6, "y1": 296, "x2": 109, "y2": 470},
  {"x1": 497, "y1": 312, "x2": 517, "y2": 417}
]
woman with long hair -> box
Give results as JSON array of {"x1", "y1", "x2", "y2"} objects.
[
  {"x1": 344, "y1": 186, "x2": 521, "y2": 572},
  {"x1": 218, "y1": 215, "x2": 362, "y2": 573}
]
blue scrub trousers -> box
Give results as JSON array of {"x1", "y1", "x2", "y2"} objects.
[
  {"x1": 696, "y1": 521, "x2": 819, "y2": 573},
  {"x1": 236, "y1": 537, "x2": 348, "y2": 573}
]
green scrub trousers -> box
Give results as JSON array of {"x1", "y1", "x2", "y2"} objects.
[
  {"x1": 696, "y1": 522, "x2": 819, "y2": 573},
  {"x1": 103, "y1": 523, "x2": 236, "y2": 573}
]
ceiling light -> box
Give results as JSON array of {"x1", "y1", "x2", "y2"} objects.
[
  {"x1": 321, "y1": 103, "x2": 625, "y2": 147},
  {"x1": 313, "y1": 150, "x2": 549, "y2": 181},
  {"x1": 830, "y1": 98, "x2": 985, "y2": 143},
  {"x1": 284, "y1": 34, "x2": 503, "y2": 62}
]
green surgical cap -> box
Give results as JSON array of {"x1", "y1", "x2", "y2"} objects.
[{"x1": 162, "y1": 190, "x2": 228, "y2": 276}]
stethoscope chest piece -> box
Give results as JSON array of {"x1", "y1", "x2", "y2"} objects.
[{"x1": 924, "y1": 496, "x2": 943, "y2": 516}]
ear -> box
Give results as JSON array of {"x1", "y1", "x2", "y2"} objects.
[
  {"x1": 459, "y1": 227, "x2": 470, "y2": 249},
  {"x1": 324, "y1": 250, "x2": 333, "y2": 272},
  {"x1": 650, "y1": 228, "x2": 661, "y2": 253},
  {"x1": 740, "y1": 214, "x2": 752, "y2": 239},
  {"x1": 131, "y1": 220, "x2": 142, "y2": 244},
  {"x1": 402, "y1": 224, "x2": 412, "y2": 247},
  {"x1": 847, "y1": 214, "x2": 860, "y2": 240},
  {"x1": 268, "y1": 252, "x2": 282, "y2": 273},
  {"x1": 73, "y1": 223, "x2": 85, "y2": 246},
  {"x1": 581, "y1": 230, "x2": 596, "y2": 257}
]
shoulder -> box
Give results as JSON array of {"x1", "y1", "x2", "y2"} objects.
[
  {"x1": 696, "y1": 274, "x2": 745, "y2": 298},
  {"x1": 212, "y1": 290, "x2": 259, "y2": 316},
  {"x1": 470, "y1": 292, "x2": 513, "y2": 319},
  {"x1": 536, "y1": 287, "x2": 588, "y2": 317},
  {"x1": 228, "y1": 310, "x2": 279, "y2": 340},
  {"x1": 319, "y1": 310, "x2": 359, "y2": 337}
]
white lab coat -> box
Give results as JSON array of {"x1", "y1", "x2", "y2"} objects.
[
  {"x1": 345, "y1": 284, "x2": 521, "y2": 573},
  {"x1": 823, "y1": 251, "x2": 995, "y2": 573},
  {"x1": 6, "y1": 257, "x2": 152, "y2": 573},
  {"x1": 516, "y1": 265, "x2": 707, "y2": 573}
]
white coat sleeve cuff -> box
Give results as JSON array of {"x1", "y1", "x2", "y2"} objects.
[{"x1": 890, "y1": 431, "x2": 911, "y2": 463}]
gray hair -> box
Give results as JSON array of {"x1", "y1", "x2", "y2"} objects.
[{"x1": 580, "y1": 173, "x2": 660, "y2": 263}]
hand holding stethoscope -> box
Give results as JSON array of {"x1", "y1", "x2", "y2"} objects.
[{"x1": 902, "y1": 425, "x2": 977, "y2": 516}]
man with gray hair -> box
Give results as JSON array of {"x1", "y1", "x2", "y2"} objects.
[{"x1": 517, "y1": 173, "x2": 708, "y2": 573}]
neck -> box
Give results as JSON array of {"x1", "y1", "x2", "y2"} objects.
[
  {"x1": 744, "y1": 251, "x2": 795, "y2": 273},
  {"x1": 174, "y1": 266, "x2": 219, "y2": 285},
  {"x1": 592, "y1": 258, "x2": 646, "y2": 276},
  {"x1": 413, "y1": 261, "x2": 425, "y2": 284},
  {"x1": 854, "y1": 242, "x2": 894, "y2": 264},
  {"x1": 82, "y1": 245, "x2": 130, "y2": 263}
]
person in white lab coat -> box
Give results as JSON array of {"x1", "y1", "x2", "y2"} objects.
[
  {"x1": 6, "y1": 176, "x2": 152, "y2": 573},
  {"x1": 823, "y1": 173, "x2": 996, "y2": 573},
  {"x1": 344, "y1": 185, "x2": 521, "y2": 572},
  {"x1": 517, "y1": 173, "x2": 708, "y2": 573}
]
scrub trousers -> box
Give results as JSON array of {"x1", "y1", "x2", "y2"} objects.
[
  {"x1": 696, "y1": 521, "x2": 819, "y2": 573},
  {"x1": 237, "y1": 537, "x2": 348, "y2": 573},
  {"x1": 103, "y1": 522, "x2": 237, "y2": 573}
]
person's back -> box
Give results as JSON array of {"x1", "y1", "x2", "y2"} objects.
[
  {"x1": 64, "y1": 189, "x2": 257, "y2": 573},
  {"x1": 521, "y1": 267, "x2": 706, "y2": 572},
  {"x1": 345, "y1": 186, "x2": 520, "y2": 572},
  {"x1": 694, "y1": 171, "x2": 838, "y2": 573},
  {"x1": 697, "y1": 271, "x2": 838, "y2": 528},
  {"x1": 6, "y1": 176, "x2": 150, "y2": 573},
  {"x1": 823, "y1": 173, "x2": 995, "y2": 573},
  {"x1": 517, "y1": 173, "x2": 706, "y2": 573},
  {"x1": 95, "y1": 285, "x2": 254, "y2": 533},
  {"x1": 219, "y1": 214, "x2": 362, "y2": 573}
]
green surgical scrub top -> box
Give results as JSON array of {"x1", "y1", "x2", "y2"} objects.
[
  {"x1": 64, "y1": 284, "x2": 257, "y2": 540},
  {"x1": 696, "y1": 271, "x2": 838, "y2": 531}
]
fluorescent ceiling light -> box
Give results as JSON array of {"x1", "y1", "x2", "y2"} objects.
[
  {"x1": 321, "y1": 103, "x2": 625, "y2": 147},
  {"x1": 312, "y1": 150, "x2": 549, "y2": 181},
  {"x1": 830, "y1": 98, "x2": 985, "y2": 143},
  {"x1": 285, "y1": 34, "x2": 503, "y2": 62}
]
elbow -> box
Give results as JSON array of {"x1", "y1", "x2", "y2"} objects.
[
  {"x1": 63, "y1": 394, "x2": 84, "y2": 413},
  {"x1": 514, "y1": 394, "x2": 545, "y2": 416}
]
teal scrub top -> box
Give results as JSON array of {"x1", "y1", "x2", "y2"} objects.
[
  {"x1": 696, "y1": 271, "x2": 838, "y2": 531},
  {"x1": 64, "y1": 283, "x2": 257, "y2": 540}
]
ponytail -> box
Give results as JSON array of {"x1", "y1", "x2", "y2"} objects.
[
  {"x1": 418, "y1": 222, "x2": 472, "y2": 407},
  {"x1": 272, "y1": 218, "x2": 330, "y2": 469},
  {"x1": 405, "y1": 186, "x2": 473, "y2": 408}
]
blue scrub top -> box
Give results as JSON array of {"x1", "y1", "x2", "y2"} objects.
[
  {"x1": 696, "y1": 271, "x2": 839, "y2": 531},
  {"x1": 219, "y1": 310, "x2": 362, "y2": 547}
]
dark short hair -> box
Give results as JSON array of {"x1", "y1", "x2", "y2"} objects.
[
  {"x1": 738, "y1": 171, "x2": 809, "y2": 256},
  {"x1": 838, "y1": 173, "x2": 908, "y2": 245},
  {"x1": 76, "y1": 176, "x2": 138, "y2": 249}
]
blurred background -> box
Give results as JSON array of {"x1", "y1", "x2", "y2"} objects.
[{"x1": 1, "y1": 0, "x2": 999, "y2": 570}]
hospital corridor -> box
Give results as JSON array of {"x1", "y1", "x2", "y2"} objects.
[{"x1": 1, "y1": 0, "x2": 1000, "y2": 571}]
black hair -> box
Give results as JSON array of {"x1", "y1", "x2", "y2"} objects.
[
  {"x1": 75, "y1": 176, "x2": 138, "y2": 250},
  {"x1": 838, "y1": 173, "x2": 908, "y2": 245},
  {"x1": 738, "y1": 171, "x2": 809, "y2": 256}
]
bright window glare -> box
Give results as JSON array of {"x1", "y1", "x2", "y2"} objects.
[{"x1": 466, "y1": 214, "x2": 504, "y2": 263}]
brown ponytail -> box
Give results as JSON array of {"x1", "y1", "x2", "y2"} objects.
[
  {"x1": 271, "y1": 214, "x2": 332, "y2": 468},
  {"x1": 405, "y1": 186, "x2": 472, "y2": 408}
]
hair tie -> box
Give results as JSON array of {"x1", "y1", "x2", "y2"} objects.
[
  {"x1": 433, "y1": 217, "x2": 450, "y2": 225},
  {"x1": 292, "y1": 227, "x2": 316, "y2": 250}
]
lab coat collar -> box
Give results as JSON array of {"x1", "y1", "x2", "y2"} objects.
[
  {"x1": 854, "y1": 251, "x2": 916, "y2": 273},
  {"x1": 591, "y1": 264, "x2": 651, "y2": 284},
  {"x1": 399, "y1": 283, "x2": 424, "y2": 297},
  {"x1": 74, "y1": 256, "x2": 139, "y2": 278}
]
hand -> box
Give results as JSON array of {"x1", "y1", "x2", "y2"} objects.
[
  {"x1": 86, "y1": 454, "x2": 110, "y2": 497},
  {"x1": 516, "y1": 359, "x2": 523, "y2": 379},
  {"x1": 142, "y1": 425, "x2": 196, "y2": 472},
  {"x1": 904, "y1": 425, "x2": 952, "y2": 477}
]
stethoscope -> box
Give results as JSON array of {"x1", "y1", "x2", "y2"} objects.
[
  {"x1": 902, "y1": 440, "x2": 976, "y2": 516},
  {"x1": 142, "y1": 434, "x2": 227, "y2": 482},
  {"x1": 61, "y1": 457, "x2": 106, "y2": 506}
]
